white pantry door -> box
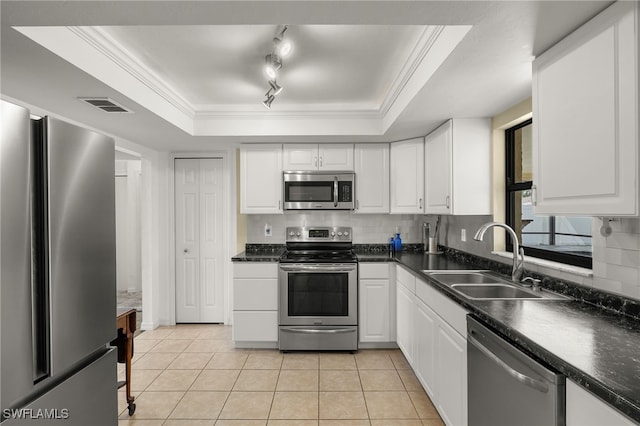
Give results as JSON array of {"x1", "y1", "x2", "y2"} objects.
[{"x1": 175, "y1": 158, "x2": 224, "y2": 323}]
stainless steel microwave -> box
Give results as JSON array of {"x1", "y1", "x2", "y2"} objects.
[{"x1": 283, "y1": 171, "x2": 355, "y2": 210}]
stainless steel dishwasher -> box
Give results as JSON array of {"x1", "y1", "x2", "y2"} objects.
[{"x1": 467, "y1": 316, "x2": 565, "y2": 426}]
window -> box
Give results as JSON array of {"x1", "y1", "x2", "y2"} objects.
[{"x1": 505, "y1": 119, "x2": 592, "y2": 268}]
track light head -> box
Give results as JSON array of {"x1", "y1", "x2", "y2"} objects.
[
  {"x1": 263, "y1": 94, "x2": 275, "y2": 109},
  {"x1": 265, "y1": 54, "x2": 282, "y2": 79},
  {"x1": 269, "y1": 80, "x2": 283, "y2": 96}
]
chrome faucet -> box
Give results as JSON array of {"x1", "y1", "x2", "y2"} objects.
[{"x1": 474, "y1": 222, "x2": 525, "y2": 282}]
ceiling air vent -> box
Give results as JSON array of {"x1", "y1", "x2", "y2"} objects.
[{"x1": 78, "y1": 97, "x2": 133, "y2": 113}]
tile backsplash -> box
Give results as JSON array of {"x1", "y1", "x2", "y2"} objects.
[
  {"x1": 245, "y1": 212, "x2": 640, "y2": 301},
  {"x1": 246, "y1": 212, "x2": 423, "y2": 244}
]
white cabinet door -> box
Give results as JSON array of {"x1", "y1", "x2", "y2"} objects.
[
  {"x1": 319, "y1": 144, "x2": 354, "y2": 170},
  {"x1": 240, "y1": 144, "x2": 283, "y2": 214},
  {"x1": 532, "y1": 1, "x2": 638, "y2": 216},
  {"x1": 414, "y1": 298, "x2": 438, "y2": 400},
  {"x1": 424, "y1": 122, "x2": 452, "y2": 214},
  {"x1": 396, "y1": 282, "x2": 415, "y2": 365},
  {"x1": 566, "y1": 380, "x2": 636, "y2": 426},
  {"x1": 283, "y1": 144, "x2": 318, "y2": 171},
  {"x1": 436, "y1": 320, "x2": 467, "y2": 426},
  {"x1": 390, "y1": 138, "x2": 424, "y2": 214},
  {"x1": 232, "y1": 311, "x2": 278, "y2": 342},
  {"x1": 354, "y1": 144, "x2": 390, "y2": 213},
  {"x1": 283, "y1": 144, "x2": 354, "y2": 171},
  {"x1": 359, "y1": 279, "x2": 390, "y2": 342},
  {"x1": 424, "y1": 119, "x2": 491, "y2": 215},
  {"x1": 359, "y1": 263, "x2": 393, "y2": 343}
]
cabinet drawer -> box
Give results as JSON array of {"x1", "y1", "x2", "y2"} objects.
[
  {"x1": 232, "y1": 311, "x2": 278, "y2": 342},
  {"x1": 396, "y1": 265, "x2": 416, "y2": 293},
  {"x1": 233, "y1": 262, "x2": 278, "y2": 279},
  {"x1": 359, "y1": 263, "x2": 390, "y2": 279},
  {"x1": 233, "y1": 279, "x2": 278, "y2": 310}
]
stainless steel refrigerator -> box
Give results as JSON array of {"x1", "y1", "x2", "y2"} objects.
[{"x1": 1, "y1": 100, "x2": 118, "y2": 425}]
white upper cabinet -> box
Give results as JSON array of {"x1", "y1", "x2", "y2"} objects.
[
  {"x1": 390, "y1": 138, "x2": 424, "y2": 214},
  {"x1": 424, "y1": 119, "x2": 491, "y2": 215},
  {"x1": 532, "y1": 1, "x2": 639, "y2": 216},
  {"x1": 240, "y1": 144, "x2": 283, "y2": 214},
  {"x1": 354, "y1": 144, "x2": 390, "y2": 213},
  {"x1": 283, "y1": 144, "x2": 354, "y2": 171}
]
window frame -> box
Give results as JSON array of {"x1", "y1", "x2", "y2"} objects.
[{"x1": 505, "y1": 119, "x2": 592, "y2": 269}]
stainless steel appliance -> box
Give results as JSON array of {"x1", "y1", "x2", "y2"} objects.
[
  {"x1": 467, "y1": 316, "x2": 565, "y2": 426},
  {"x1": 283, "y1": 171, "x2": 355, "y2": 210},
  {"x1": 279, "y1": 226, "x2": 358, "y2": 351},
  {"x1": 1, "y1": 100, "x2": 117, "y2": 425}
]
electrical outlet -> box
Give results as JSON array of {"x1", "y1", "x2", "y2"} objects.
[
  {"x1": 264, "y1": 224, "x2": 272, "y2": 237},
  {"x1": 461, "y1": 228, "x2": 467, "y2": 242}
]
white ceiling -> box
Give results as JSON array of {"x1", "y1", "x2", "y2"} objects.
[{"x1": 1, "y1": 1, "x2": 612, "y2": 151}]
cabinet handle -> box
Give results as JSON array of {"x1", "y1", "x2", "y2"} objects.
[
  {"x1": 419, "y1": 198, "x2": 423, "y2": 210},
  {"x1": 319, "y1": 156, "x2": 323, "y2": 168},
  {"x1": 446, "y1": 195, "x2": 450, "y2": 209},
  {"x1": 314, "y1": 156, "x2": 318, "y2": 168}
]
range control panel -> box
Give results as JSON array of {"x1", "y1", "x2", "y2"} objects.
[{"x1": 285, "y1": 226, "x2": 352, "y2": 242}]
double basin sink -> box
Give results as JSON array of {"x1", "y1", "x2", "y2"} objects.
[{"x1": 423, "y1": 271, "x2": 569, "y2": 301}]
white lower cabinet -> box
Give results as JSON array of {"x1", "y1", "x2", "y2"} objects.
[
  {"x1": 359, "y1": 263, "x2": 395, "y2": 343},
  {"x1": 232, "y1": 262, "x2": 278, "y2": 346},
  {"x1": 396, "y1": 265, "x2": 468, "y2": 426},
  {"x1": 566, "y1": 380, "x2": 636, "y2": 426},
  {"x1": 435, "y1": 318, "x2": 467, "y2": 426},
  {"x1": 414, "y1": 298, "x2": 438, "y2": 399}
]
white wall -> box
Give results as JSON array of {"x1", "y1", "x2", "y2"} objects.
[{"x1": 115, "y1": 159, "x2": 142, "y2": 293}]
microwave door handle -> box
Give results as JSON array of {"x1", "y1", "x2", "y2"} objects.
[{"x1": 334, "y1": 176, "x2": 339, "y2": 207}]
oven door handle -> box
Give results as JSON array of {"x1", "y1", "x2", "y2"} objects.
[
  {"x1": 281, "y1": 327, "x2": 355, "y2": 334},
  {"x1": 279, "y1": 264, "x2": 356, "y2": 272},
  {"x1": 334, "y1": 176, "x2": 339, "y2": 207}
]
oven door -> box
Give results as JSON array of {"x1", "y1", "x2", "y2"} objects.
[{"x1": 279, "y1": 263, "x2": 357, "y2": 326}]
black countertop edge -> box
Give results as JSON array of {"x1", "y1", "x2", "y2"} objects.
[
  {"x1": 392, "y1": 251, "x2": 640, "y2": 423},
  {"x1": 231, "y1": 244, "x2": 285, "y2": 262}
]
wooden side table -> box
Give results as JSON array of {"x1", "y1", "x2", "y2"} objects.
[{"x1": 113, "y1": 308, "x2": 136, "y2": 416}]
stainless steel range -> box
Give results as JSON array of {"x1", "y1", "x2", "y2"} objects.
[{"x1": 279, "y1": 226, "x2": 358, "y2": 351}]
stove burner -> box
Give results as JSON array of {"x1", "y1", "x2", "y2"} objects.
[{"x1": 280, "y1": 249, "x2": 357, "y2": 264}]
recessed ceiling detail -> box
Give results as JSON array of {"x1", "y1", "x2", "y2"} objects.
[{"x1": 15, "y1": 24, "x2": 471, "y2": 136}]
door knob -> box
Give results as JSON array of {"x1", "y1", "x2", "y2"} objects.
[{"x1": 183, "y1": 249, "x2": 189, "y2": 253}]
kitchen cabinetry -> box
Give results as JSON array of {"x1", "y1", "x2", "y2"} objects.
[
  {"x1": 566, "y1": 380, "x2": 636, "y2": 426},
  {"x1": 359, "y1": 263, "x2": 395, "y2": 344},
  {"x1": 240, "y1": 144, "x2": 283, "y2": 214},
  {"x1": 283, "y1": 144, "x2": 354, "y2": 171},
  {"x1": 354, "y1": 144, "x2": 390, "y2": 213},
  {"x1": 232, "y1": 263, "x2": 278, "y2": 347},
  {"x1": 395, "y1": 265, "x2": 468, "y2": 426},
  {"x1": 532, "y1": 1, "x2": 639, "y2": 216},
  {"x1": 424, "y1": 119, "x2": 491, "y2": 215},
  {"x1": 390, "y1": 138, "x2": 424, "y2": 214}
]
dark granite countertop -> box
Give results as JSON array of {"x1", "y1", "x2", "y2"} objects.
[
  {"x1": 392, "y1": 252, "x2": 640, "y2": 423},
  {"x1": 232, "y1": 245, "x2": 640, "y2": 421},
  {"x1": 231, "y1": 244, "x2": 285, "y2": 262}
]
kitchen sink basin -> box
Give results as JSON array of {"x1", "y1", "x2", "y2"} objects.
[
  {"x1": 425, "y1": 272, "x2": 499, "y2": 285},
  {"x1": 451, "y1": 284, "x2": 542, "y2": 300},
  {"x1": 423, "y1": 270, "x2": 569, "y2": 301}
]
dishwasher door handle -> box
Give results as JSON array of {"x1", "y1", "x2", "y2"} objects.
[{"x1": 468, "y1": 333, "x2": 549, "y2": 394}]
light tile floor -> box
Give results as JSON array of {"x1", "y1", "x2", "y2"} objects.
[{"x1": 117, "y1": 324, "x2": 445, "y2": 426}]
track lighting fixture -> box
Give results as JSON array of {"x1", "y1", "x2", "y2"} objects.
[
  {"x1": 269, "y1": 80, "x2": 283, "y2": 96},
  {"x1": 260, "y1": 25, "x2": 292, "y2": 108}
]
